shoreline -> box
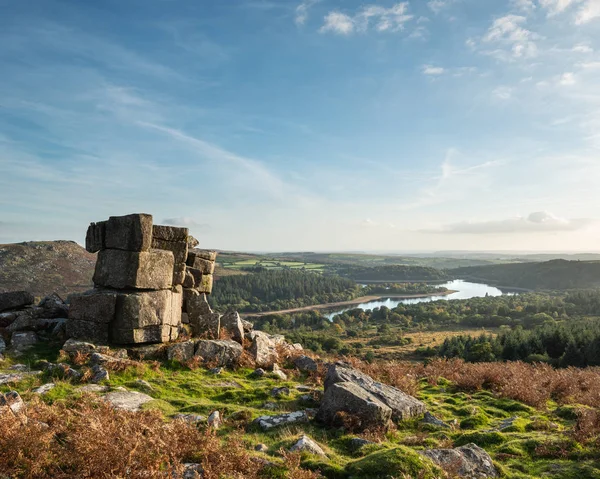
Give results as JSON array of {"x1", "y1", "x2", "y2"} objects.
[{"x1": 240, "y1": 289, "x2": 457, "y2": 318}]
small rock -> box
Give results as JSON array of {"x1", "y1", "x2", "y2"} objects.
[
  {"x1": 79, "y1": 384, "x2": 110, "y2": 393},
  {"x1": 10, "y1": 331, "x2": 39, "y2": 351},
  {"x1": 62, "y1": 338, "x2": 97, "y2": 356},
  {"x1": 134, "y1": 379, "x2": 153, "y2": 391},
  {"x1": 421, "y1": 443, "x2": 498, "y2": 478},
  {"x1": 289, "y1": 435, "x2": 326, "y2": 457},
  {"x1": 0, "y1": 337, "x2": 6, "y2": 354},
  {"x1": 241, "y1": 319, "x2": 254, "y2": 333},
  {"x1": 298, "y1": 394, "x2": 313, "y2": 403},
  {"x1": 207, "y1": 410, "x2": 221, "y2": 429},
  {"x1": 9, "y1": 364, "x2": 29, "y2": 372},
  {"x1": 296, "y1": 385, "x2": 312, "y2": 392},
  {"x1": 294, "y1": 355, "x2": 318, "y2": 372},
  {"x1": 40, "y1": 361, "x2": 82, "y2": 381},
  {"x1": 251, "y1": 368, "x2": 266, "y2": 378},
  {"x1": 33, "y1": 383, "x2": 56, "y2": 395},
  {"x1": 172, "y1": 413, "x2": 206, "y2": 424},
  {"x1": 0, "y1": 390, "x2": 25, "y2": 414},
  {"x1": 209, "y1": 367, "x2": 223, "y2": 375},
  {"x1": 255, "y1": 443, "x2": 269, "y2": 452},
  {"x1": 0, "y1": 373, "x2": 25, "y2": 385},
  {"x1": 182, "y1": 463, "x2": 203, "y2": 479},
  {"x1": 91, "y1": 365, "x2": 109, "y2": 383},
  {"x1": 271, "y1": 364, "x2": 288, "y2": 381},
  {"x1": 254, "y1": 411, "x2": 309, "y2": 430},
  {"x1": 271, "y1": 387, "x2": 290, "y2": 398},
  {"x1": 349, "y1": 437, "x2": 375, "y2": 451},
  {"x1": 89, "y1": 352, "x2": 131, "y2": 369},
  {"x1": 421, "y1": 412, "x2": 451, "y2": 429},
  {"x1": 220, "y1": 311, "x2": 244, "y2": 344},
  {"x1": 103, "y1": 391, "x2": 153, "y2": 411},
  {"x1": 262, "y1": 402, "x2": 277, "y2": 410}
]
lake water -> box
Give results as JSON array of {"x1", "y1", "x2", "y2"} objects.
[{"x1": 325, "y1": 280, "x2": 511, "y2": 320}]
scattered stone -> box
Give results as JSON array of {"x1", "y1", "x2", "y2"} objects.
[
  {"x1": 289, "y1": 435, "x2": 326, "y2": 457},
  {"x1": 62, "y1": 338, "x2": 98, "y2": 356},
  {"x1": 262, "y1": 402, "x2": 277, "y2": 410},
  {"x1": 0, "y1": 291, "x2": 34, "y2": 313},
  {"x1": 251, "y1": 368, "x2": 266, "y2": 378},
  {"x1": 134, "y1": 379, "x2": 154, "y2": 391},
  {"x1": 194, "y1": 340, "x2": 243, "y2": 367},
  {"x1": 38, "y1": 293, "x2": 69, "y2": 318},
  {"x1": 182, "y1": 463, "x2": 203, "y2": 479},
  {"x1": 249, "y1": 331, "x2": 278, "y2": 368},
  {"x1": 271, "y1": 364, "x2": 288, "y2": 381},
  {"x1": 0, "y1": 391, "x2": 25, "y2": 414},
  {"x1": 349, "y1": 438, "x2": 376, "y2": 451},
  {"x1": 421, "y1": 412, "x2": 451, "y2": 429},
  {"x1": 296, "y1": 385, "x2": 312, "y2": 392},
  {"x1": 127, "y1": 344, "x2": 167, "y2": 360},
  {"x1": 209, "y1": 367, "x2": 223, "y2": 375},
  {"x1": 254, "y1": 411, "x2": 309, "y2": 430},
  {"x1": 9, "y1": 364, "x2": 29, "y2": 371},
  {"x1": 91, "y1": 365, "x2": 110, "y2": 383},
  {"x1": 172, "y1": 413, "x2": 206, "y2": 424},
  {"x1": 103, "y1": 390, "x2": 153, "y2": 411},
  {"x1": 421, "y1": 443, "x2": 498, "y2": 478},
  {"x1": 0, "y1": 373, "x2": 26, "y2": 385},
  {"x1": 207, "y1": 410, "x2": 221, "y2": 429},
  {"x1": 271, "y1": 387, "x2": 290, "y2": 398},
  {"x1": 220, "y1": 311, "x2": 244, "y2": 344},
  {"x1": 492, "y1": 416, "x2": 518, "y2": 432},
  {"x1": 78, "y1": 384, "x2": 110, "y2": 393},
  {"x1": 294, "y1": 355, "x2": 318, "y2": 373},
  {"x1": 316, "y1": 381, "x2": 392, "y2": 431},
  {"x1": 298, "y1": 394, "x2": 313, "y2": 403},
  {"x1": 10, "y1": 331, "x2": 39, "y2": 351},
  {"x1": 33, "y1": 383, "x2": 56, "y2": 395},
  {"x1": 167, "y1": 340, "x2": 195, "y2": 362},
  {"x1": 89, "y1": 352, "x2": 131, "y2": 369},
  {"x1": 40, "y1": 361, "x2": 82, "y2": 381},
  {"x1": 323, "y1": 363, "x2": 426, "y2": 421},
  {"x1": 255, "y1": 444, "x2": 269, "y2": 452}
]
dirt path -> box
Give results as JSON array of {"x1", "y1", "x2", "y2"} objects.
[{"x1": 241, "y1": 290, "x2": 457, "y2": 318}]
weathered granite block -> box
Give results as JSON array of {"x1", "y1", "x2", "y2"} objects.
[
  {"x1": 183, "y1": 270, "x2": 195, "y2": 288},
  {"x1": 152, "y1": 225, "x2": 189, "y2": 242},
  {"x1": 69, "y1": 291, "x2": 117, "y2": 324},
  {"x1": 186, "y1": 249, "x2": 217, "y2": 265},
  {"x1": 151, "y1": 238, "x2": 188, "y2": 264},
  {"x1": 66, "y1": 319, "x2": 109, "y2": 343},
  {"x1": 0, "y1": 291, "x2": 34, "y2": 312},
  {"x1": 196, "y1": 274, "x2": 214, "y2": 294},
  {"x1": 112, "y1": 325, "x2": 171, "y2": 344},
  {"x1": 188, "y1": 256, "x2": 215, "y2": 275},
  {"x1": 93, "y1": 249, "x2": 174, "y2": 290},
  {"x1": 173, "y1": 262, "x2": 186, "y2": 286},
  {"x1": 113, "y1": 289, "x2": 181, "y2": 330},
  {"x1": 105, "y1": 214, "x2": 153, "y2": 252},
  {"x1": 85, "y1": 221, "x2": 107, "y2": 253},
  {"x1": 187, "y1": 293, "x2": 219, "y2": 338}
]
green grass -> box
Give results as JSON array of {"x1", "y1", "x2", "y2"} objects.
[{"x1": 2, "y1": 343, "x2": 600, "y2": 478}]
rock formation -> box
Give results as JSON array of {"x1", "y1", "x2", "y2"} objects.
[{"x1": 68, "y1": 213, "x2": 217, "y2": 344}]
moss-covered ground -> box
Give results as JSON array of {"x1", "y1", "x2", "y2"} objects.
[{"x1": 2, "y1": 344, "x2": 599, "y2": 478}]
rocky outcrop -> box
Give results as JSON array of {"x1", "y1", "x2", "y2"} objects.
[
  {"x1": 421, "y1": 443, "x2": 498, "y2": 478},
  {"x1": 249, "y1": 331, "x2": 278, "y2": 368},
  {"x1": 294, "y1": 355, "x2": 318, "y2": 372},
  {"x1": 220, "y1": 311, "x2": 244, "y2": 344},
  {"x1": 194, "y1": 340, "x2": 243, "y2": 367}
]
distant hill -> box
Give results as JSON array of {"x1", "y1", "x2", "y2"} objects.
[
  {"x1": 334, "y1": 264, "x2": 449, "y2": 282},
  {"x1": 451, "y1": 259, "x2": 600, "y2": 290},
  {"x1": 0, "y1": 241, "x2": 96, "y2": 299}
]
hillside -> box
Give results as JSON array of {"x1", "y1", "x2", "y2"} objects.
[
  {"x1": 451, "y1": 259, "x2": 600, "y2": 290},
  {"x1": 0, "y1": 241, "x2": 96, "y2": 298}
]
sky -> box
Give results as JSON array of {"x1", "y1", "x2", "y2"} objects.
[{"x1": 1, "y1": 0, "x2": 599, "y2": 252}]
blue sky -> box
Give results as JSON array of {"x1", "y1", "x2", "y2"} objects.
[{"x1": 1, "y1": 0, "x2": 599, "y2": 252}]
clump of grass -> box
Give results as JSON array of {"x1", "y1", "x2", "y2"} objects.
[{"x1": 345, "y1": 446, "x2": 445, "y2": 479}]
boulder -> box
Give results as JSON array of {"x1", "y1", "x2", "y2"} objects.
[
  {"x1": 69, "y1": 291, "x2": 117, "y2": 324},
  {"x1": 254, "y1": 411, "x2": 308, "y2": 431},
  {"x1": 255, "y1": 444, "x2": 269, "y2": 453},
  {"x1": 187, "y1": 236, "x2": 200, "y2": 249},
  {"x1": 66, "y1": 319, "x2": 109, "y2": 343},
  {"x1": 61, "y1": 338, "x2": 99, "y2": 356},
  {"x1": 194, "y1": 340, "x2": 243, "y2": 367},
  {"x1": 152, "y1": 225, "x2": 189, "y2": 242},
  {"x1": 241, "y1": 319, "x2": 254, "y2": 333},
  {"x1": 249, "y1": 331, "x2": 278, "y2": 368},
  {"x1": 421, "y1": 412, "x2": 451, "y2": 429},
  {"x1": 113, "y1": 289, "x2": 181, "y2": 330},
  {"x1": 272, "y1": 364, "x2": 288, "y2": 381},
  {"x1": 173, "y1": 262, "x2": 186, "y2": 286},
  {"x1": 172, "y1": 413, "x2": 206, "y2": 424},
  {"x1": 0, "y1": 291, "x2": 34, "y2": 313},
  {"x1": 196, "y1": 274, "x2": 214, "y2": 294},
  {"x1": 167, "y1": 340, "x2": 195, "y2": 362},
  {"x1": 10, "y1": 331, "x2": 39, "y2": 351},
  {"x1": 38, "y1": 293, "x2": 69, "y2": 318},
  {"x1": 103, "y1": 391, "x2": 153, "y2": 411},
  {"x1": 183, "y1": 271, "x2": 195, "y2": 288},
  {"x1": 220, "y1": 311, "x2": 244, "y2": 344},
  {"x1": 40, "y1": 361, "x2": 82, "y2": 380},
  {"x1": 294, "y1": 355, "x2": 318, "y2": 372},
  {"x1": 421, "y1": 443, "x2": 498, "y2": 478},
  {"x1": 271, "y1": 386, "x2": 290, "y2": 398},
  {"x1": 127, "y1": 344, "x2": 167, "y2": 360},
  {"x1": 207, "y1": 410, "x2": 221, "y2": 429},
  {"x1": 187, "y1": 249, "x2": 217, "y2": 265},
  {"x1": 86, "y1": 220, "x2": 107, "y2": 253},
  {"x1": 316, "y1": 381, "x2": 392, "y2": 431},
  {"x1": 187, "y1": 258, "x2": 215, "y2": 275},
  {"x1": 33, "y1": 383, "x2": 56, "y2": 395},
  {"x1": 187, "y1": 293, "x2": 220, "y2": 338},
  {"x1": 0, "y1": 312, "x2": 17, "y2": 327},
  {"x1": 91, "y1": 365, "x2": 109, "y2": 383},
  {"x1": 152, "y1": 238, "x2": 188, "y2": 264},
  {"x1": 111, "y1": 325, "x2": 172, "y2": 344},
  {"x1": 183, "y1": 463, "x2": 203, "y2": 479},
  {"x1": 0, "y1": 391, "x2": 25, "y2": 414},
  {"x1": 93, "y1": 249, "x2": 174, "y2": 290},
  {"x1": 105, "y1": 213, "x2": 153, "y2": 252},
  {"x1": 289, "y1": 435, "x2": 326, "y2": 457},
  {"x1": 324, "y1": 364, "x2": 426, "y2": 421},
  {"x1": 0, "y1": 337, "x2": 5, "y2": 355}
]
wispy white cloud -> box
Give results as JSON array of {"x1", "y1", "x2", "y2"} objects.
[
  {"x1": 538, "y1": 0, "x2": 579, "y2": 16},
  {"x1": 320, "y1": 3, "x2": 413, "y2": 35},
  {"x1": 559, "y1": 71, "x2": 576, "y2": 85},
  {"x1": 427, "y1": 0, "x2": 456, "y2": 14},
  {"x1": 493, "y1": 86, "x2": 513, "y2": 99},
  {"x1": 422, "y1": 64, "x2": 445, "y2": 75},
  {"x1": 482, "y1": 15, "x2": 539, "y2": 60},
  {"x1": 423, "y1": 212, "x2": 595, "y2": 234},
  {"x1": 511, "y1": 0, "x2": 537, "y2": 12},
  {"x1": 575, "y1": 0, "x2": 600, "y2": 24},
  {"x1": 295, "y1": 0, "x2": 319, "y2": 26}
]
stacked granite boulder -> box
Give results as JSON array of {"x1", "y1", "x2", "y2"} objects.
[{"x1": 67, "y1": 213, "x2": 217, "y2": 345}]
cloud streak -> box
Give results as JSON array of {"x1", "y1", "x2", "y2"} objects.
[{"x1": 320, "y1": 3, "x2": 413, "y2": 35}]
